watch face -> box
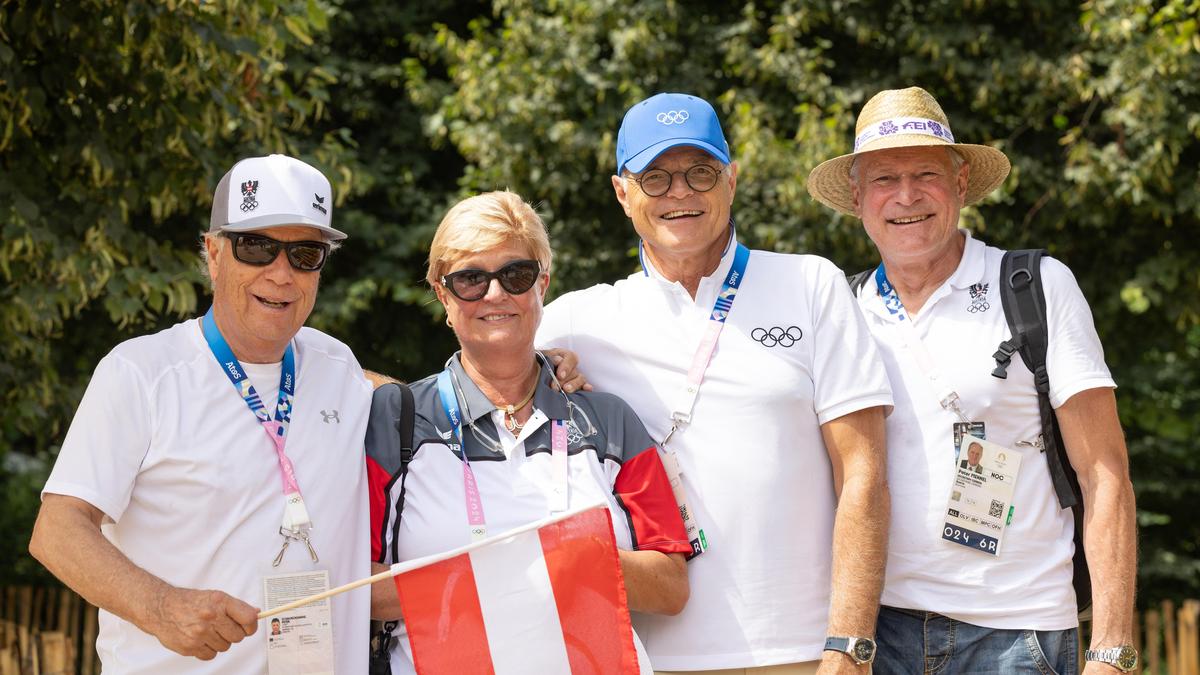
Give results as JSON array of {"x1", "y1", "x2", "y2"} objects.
[
  {"x1": 1116, "y1": 646, "x2": 1138, "y2": 670},
  {"x1": 852, "y1": 639, "x2": 875, "y2": 663}
]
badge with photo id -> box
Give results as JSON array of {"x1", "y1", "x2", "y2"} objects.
[
  {"x1": 942, "y1": 436, "x2": 1022, "y2": 556},
  {"x1": 953, "y1": 421, "x2": 986, "y2": 454},
  {"x1": 263, "y1": 571, "x2": 335, "y2": 675}
]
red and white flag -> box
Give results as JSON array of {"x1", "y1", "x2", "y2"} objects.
[{"x1": 391, "y1": 505, "x2": 640, "y2": 675}]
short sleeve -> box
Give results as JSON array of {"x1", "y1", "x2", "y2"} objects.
[
  {"x1": 1041, "y1": 257, "x2": 1116, "y2": 408},
  {"x1": 536, "y1": 294, "x2": 575, "y2": 351},
  {"x1": 603, "y1": 399, "x2": 691, "y2": 556},
  {"x1": 809, "y1": 260, "x2": 895, "y2": 423},
  {"x1": 42, "y1": 353, "x2": 152, "y2": 522}
]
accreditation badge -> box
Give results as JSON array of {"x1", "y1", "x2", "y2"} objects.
[
  {"x1": 942, "y1": 436, "x2": 1022, "y2": 556},
  {"x1": 264, "y1": 570, "x2": 335, "y2": 675},
  {"x1": 660, "y1": 448, "x2": 708, "y2": 559}
]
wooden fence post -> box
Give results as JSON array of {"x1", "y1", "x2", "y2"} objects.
[
  {"x1": 1181, "y1": 600, "x2": 1200, "y2": 675},
  {"x1": 79, "y1": 606, "x2": 96, "y2": 675},
  {"x1": 1166, "y1": 600, "x2": 1179, "y2": 675}
]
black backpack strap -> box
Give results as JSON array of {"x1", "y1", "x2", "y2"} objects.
[
  {"x1": 367, "y1": 381, "x2": 415, "y2": 675},
  {"x1": 993, "y1": 250, "x2": 1080, "y2": 510},
  {"x1": 392, "y1": 382, "x2": 414, "y2": 562},
  {"x1": 847, "y1": 267, "x2": 874, "y2": 295},
  {"x1": 993, "y1": 249, "x2": 1091, "y2": 612}
]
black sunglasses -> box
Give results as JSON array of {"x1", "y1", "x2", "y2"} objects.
[
  {"x1": 441, "y1": 259, "x2": 541, "y2": 301},
  {"x1": 226, "y1": 232, "x2": 330, "y2": 272}
]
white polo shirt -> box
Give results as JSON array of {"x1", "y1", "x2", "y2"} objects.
[
  {"x1": 537, "y1": 238, "x2": 894, "y2": 670},
  {"x1": 43, "y1": 319, "x2": 372, "y2": 674},
  {"x1": 856, "y1": 230, "x2": 1115, "y2": 630}
]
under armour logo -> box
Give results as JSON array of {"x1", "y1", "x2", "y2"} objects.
[
  {"x1": 320, "y1": 409, "x2": 340, "y2": 424},
  {"x1": 751, "y1": 326, "x2": 803, "y2": 348},
  {"x1": 656, "y1": 110, "x2": 690, "y2": 125}
]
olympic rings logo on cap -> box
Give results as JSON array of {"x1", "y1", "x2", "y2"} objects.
[
  {"x1": 751, "y1": 326, "x2": 803, "y2": 348},
  {"x1": 656, "y1": 110, "x2": 690, "y2": 125}
]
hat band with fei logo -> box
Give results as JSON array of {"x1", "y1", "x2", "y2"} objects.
[{"x1": 854, "y1": 116, "x2": 956, "y2": 151}]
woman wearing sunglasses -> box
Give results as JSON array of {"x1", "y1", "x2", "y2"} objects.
[{"x1": 368, "y1": 191, "x2": 691, "y2": 674}]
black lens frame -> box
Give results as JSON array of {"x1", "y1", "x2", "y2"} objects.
[
  {"x1": 226, "y1": 232, "x2": 330, "y2": 272},
  {"x1": 631, "y1": 164, "x2": 724, "y2": 197},
  {"x1": 441, "y1": 259, "x2": 542, "y2": 301}
]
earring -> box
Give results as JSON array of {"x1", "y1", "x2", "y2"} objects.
[{"x1": 446, "y1": 316, "x2": 453, "y2": 328}]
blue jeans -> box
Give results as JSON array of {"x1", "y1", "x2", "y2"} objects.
[{"x1": 874, "y1": 606, "x2": 1078, "y2": 675}]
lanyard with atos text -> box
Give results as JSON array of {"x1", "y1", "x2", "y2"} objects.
[{"x1": 202, "y1": 308, "x2": 317, "y2": 565}]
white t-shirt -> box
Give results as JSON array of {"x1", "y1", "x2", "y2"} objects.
[
  {"x1": 537, "y1": 239, "x2": 894, "y2": 670},
  {"x1": 43, "y1": 319, "x2": 373, "y2": 674},
  {"x1": 856, "y1": 230, "x2": 1115, "y2": 630}
]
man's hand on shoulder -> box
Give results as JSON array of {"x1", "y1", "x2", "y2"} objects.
[
  {"x1": 542, "y1": 348, "x2": 592, "y2": 393},
  {"x1": 145, "y1": 587, "x2": 259, "y2": 660}
]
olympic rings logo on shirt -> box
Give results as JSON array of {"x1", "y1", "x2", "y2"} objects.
[
  {"x1": 656, "y1": 110, "x2": 690, "y2": 125},
  {"x1": 751, "y1": 326, "x2": 803, "y2": 348}
]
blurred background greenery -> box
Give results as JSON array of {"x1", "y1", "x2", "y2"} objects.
[{"x1": 1, "y1": 0, "x2": 1197, "y2": 606}]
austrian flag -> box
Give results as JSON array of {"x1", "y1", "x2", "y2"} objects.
[{"x1": 391, "y1": 505, "x2": 640, "y2": 674}]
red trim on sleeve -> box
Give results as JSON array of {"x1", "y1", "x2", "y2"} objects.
[
  {"x1": 366, "y1": 456, "x2": 391, "y2": 562},
  {"x1": 612, "y1": 447, "x2": 692, "y2": 556}
]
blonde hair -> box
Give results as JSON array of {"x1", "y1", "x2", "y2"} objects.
[{"x1": 426, "y1": 191, "x2": 553, "y2": 287}]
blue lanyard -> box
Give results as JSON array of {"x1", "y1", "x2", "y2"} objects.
[
  {"x1": 712, "y1": 243, "x2": 750, "y2": 321},
  {"x1": 435, "y1": 370, "x2": 465, "y2": 446},
  {"x1": 874, "y1": 264, "x2": 910, "y2": 322},
  {"x1": 872, "y1": 266, "x2": 973, "y2": 425},
  {"x1": 202, "y1": 308, "x2": 296, "y2": 436},
  {"x1": 437, "y1": 369, "x2": 488, "y2": 540},
  {"x1": 202, "y1": 308, "x2": 319, "y2": 564},
  {"x1": 664, "y1": 241, "x2": 751, "y2": 444}
]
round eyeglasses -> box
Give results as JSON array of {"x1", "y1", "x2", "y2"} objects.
[
  {"x1": 628, "y1": 164, "x2": 724, "y2": 197},
  {"x1": 440, "y1": 259, "x2": 541, "y2": 301}
]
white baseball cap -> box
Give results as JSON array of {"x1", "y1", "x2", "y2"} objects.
[{"x1": 209, "y1": 154, "x2": 347, "y2": 241}]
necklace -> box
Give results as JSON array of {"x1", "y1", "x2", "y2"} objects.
[{"x1": 499, "y1": 375, "x2": 539, "y2": 433}]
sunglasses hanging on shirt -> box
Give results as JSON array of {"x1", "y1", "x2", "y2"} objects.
[{"x1": 226, "y1": 232, "x2": 330, "y2": 272}]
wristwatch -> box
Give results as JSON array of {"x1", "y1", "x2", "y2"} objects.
[
  {"x1": 824, "y1": 636, "x2": 877, "y2": 665},
  {"x1": 1084, "y1": 645, "x2": 1138, "y2": 672}
]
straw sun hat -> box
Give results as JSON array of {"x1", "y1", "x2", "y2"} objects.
[{"x1": 806, "y1": 87, "x2": 1011, "y2": 216}]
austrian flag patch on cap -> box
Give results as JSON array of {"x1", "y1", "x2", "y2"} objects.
[{"x1": 209, "y1": 154, "x2": 347, "y2": 241}]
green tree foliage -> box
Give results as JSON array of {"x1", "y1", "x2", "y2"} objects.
[
  {"x1": 0, "y1": 0, "x2": 350, "y2": 580},
  {"x1": 401, "y1": 0, "x2": 1200, "y2": 602},
  {"x1": 2, "y1": 0, "x2": 1198, "y2": 603}
]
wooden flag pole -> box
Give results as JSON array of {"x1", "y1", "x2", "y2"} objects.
[{"x1": 255, "y1": 504, "x2": 607, "y2": 621}]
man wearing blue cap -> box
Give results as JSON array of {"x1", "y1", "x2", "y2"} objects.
[{"x1": 538, "y1": 93, "x2": 893, "y2": 674}]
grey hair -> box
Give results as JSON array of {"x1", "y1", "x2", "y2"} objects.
[{"x1": 848, "y1": 146, "x2": 965, "y2": 184}]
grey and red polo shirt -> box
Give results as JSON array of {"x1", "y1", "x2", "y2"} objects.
[{"x1": 366, "y1": 353, "x2": 690, "y2": 565}]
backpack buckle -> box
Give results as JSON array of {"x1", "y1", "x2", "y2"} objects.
[{"x1": 991, "y1": 336, "x2": 1023, "y2": 379}]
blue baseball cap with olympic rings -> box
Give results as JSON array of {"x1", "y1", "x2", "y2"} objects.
[{"x1": 615, "y1": 93, "x2": 731, "y2": 174}]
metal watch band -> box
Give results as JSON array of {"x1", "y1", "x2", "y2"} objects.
[{"x1": 1083, "y1": 645, "x2": 1138, "y2": 672}]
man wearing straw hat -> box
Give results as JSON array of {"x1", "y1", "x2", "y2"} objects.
[
  {"x1": 539, "y1": 92, "x2": 894, "y2": 674},
  {"x1": 29, "y1": 155, "x2": 372, "y2": 673},
  {"x1": 807, "y1": 87, "x2": 1137, "y2": 673}
]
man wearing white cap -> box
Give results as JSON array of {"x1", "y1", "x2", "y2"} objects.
[
  {"x1": 807, "y1": 87, "x2": 1137, "y2": 673},
  {"x1": 538, "y1": 93, "x2": 894, "y2": 674},
  {"x1": 30, "y1": 155, "x2": 372, "y2": 674}
]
